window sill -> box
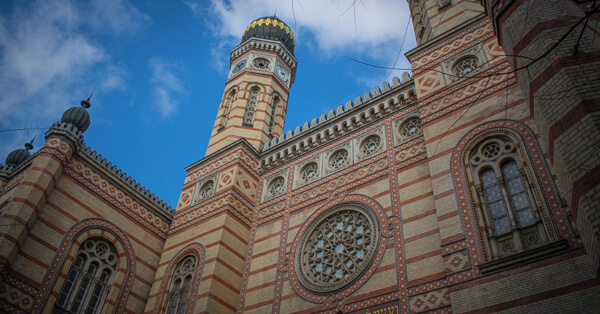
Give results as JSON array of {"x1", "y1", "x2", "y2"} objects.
[{"x1": 478, "y1": 240, "x2": 568, "y2": 274}]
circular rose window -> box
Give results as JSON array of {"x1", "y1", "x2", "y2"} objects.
[{"x1": 295, "y1": 203, "x2": 380, "y2": 293}]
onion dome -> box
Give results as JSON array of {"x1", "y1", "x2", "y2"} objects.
[
  {"x1": 5, "y1": 139, "x2": 34, "y2": 167},
  {"x1": 241, "y1": 16, "x2": 295, "y2": 53},
  {"x1": 61, "y1": 95, "x2": 92, "y2": 132}
]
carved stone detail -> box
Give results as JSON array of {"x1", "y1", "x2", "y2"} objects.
[{"x1": 262, "y1": 169, "x2": 290, "y2": 202}]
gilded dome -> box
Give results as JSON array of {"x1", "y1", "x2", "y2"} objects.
[{"x1": 241, "y1": 17, "x2": 295, "y2": 53}]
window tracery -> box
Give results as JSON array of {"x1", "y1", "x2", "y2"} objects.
[
  {"x1": 198, "y1": 181, "x2": 214, "y2": 200},
  {"x1": 300, "y1": 163, "x2": 319, "y2": 183},
  {"x1": 452, "y1": 56, "x2": 479, "y2": 78},
  {"x1": 252, "y1": 58, "x2": 270, "y2": 69},
  {"x1": 328, "y1": 150, "x2": 350, "y2": 169},
  {"x1": 55, "y1": 239, "x2": 117, "y2": 314},
  {"x1": 267, "y1": 176, "x2": 285, "y2": 198},
  {"x1": 359, "y1": 135, "x2": 381, "y2": 156},
  {"x1": 295, "y1": 203, "x2": 380, "y2": 293},
  {"x1": 164, "y1": 256, "x2": 196, "y2": 314},
  {"x1": 469, "y1": 137, "x2": 549, "y2": 259},
  {"x1": 244, "y1": 87, "x2": 260, "y2": 125},
  {"x1": 269, "y1": 97, "x2": 280, "y2": 136},
  {"x1": 399, "y1": 117, "x2": 422, "y2": 138}
]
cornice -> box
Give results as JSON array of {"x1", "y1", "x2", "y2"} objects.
[
  {"x1": 405, "y1": 13, "x2": 489, "y2": 61},
  {"x1": 76, "y1": 144, "x2": 174, "y2": 220}
]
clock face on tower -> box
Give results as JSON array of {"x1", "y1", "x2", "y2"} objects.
[
  {"x1": 276, "y1": 65, "x2": 288, "y2": 82},
  {"x1": 232, "y1": 60, "x2": 247, "y2": 74}
]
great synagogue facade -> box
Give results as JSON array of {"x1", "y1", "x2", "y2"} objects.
[{"x1": 1, "y1": 0, "x2": 599, "y2": 313}]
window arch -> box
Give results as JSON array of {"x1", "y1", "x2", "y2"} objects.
[
  {"x1": 469, "y1": 137, "x2": 549, "y2": 259},
  {"x1": 37, "y1": 219, "x2": 135, "y2": 313},
  {"x1": 219, "y1": 90, "x2": 236, "y2": 129},
  {"x1": 453, "y1": 123, "x2": 566, "y2": 273},
  {"x1": 55, "y1": 238, "x2": 118, "y2": 313},
  {"x1": 243, "y1": 87, "x2": 260, "y2": 125},
  {"x1": 164, "y1": 256, "x2": 196, "y2": 313},
  {"x1": 154, "y1": 243, "x2": 205, "y2": 314},
  {"x1": 268, "y1": 96, "x2": 280, "y2": 137}
]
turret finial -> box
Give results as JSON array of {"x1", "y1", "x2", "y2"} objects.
[
  {"x1": 81, "y1": 93, "x2": 93, "y2": 109},
  {"x1": 24, "y1": 136, "x2": 36, "y2": 151}
]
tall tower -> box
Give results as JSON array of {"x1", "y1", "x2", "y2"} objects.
[{"x1": 206, "y1": 17, "x2": 297, "y2": 156}]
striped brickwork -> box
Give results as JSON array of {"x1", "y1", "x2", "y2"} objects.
[
  {"x1": 0, "y1": 128, "x2": 170, "y2": 313},
  {"x1": 1, "y1": 1, "x2": 599, "y2": 313},
  {"x1": 206, "y1": 52, "x2": 290, "y2": 156},
  {"x1": 408, "y1": 0, "x2": 485, "y2": 46},
  {"x1": 145, "y1": 142, "x2": 258, "y2": 313},
  {"x1": 482, "y1": 0, "x2": 600, "y2": 275}
]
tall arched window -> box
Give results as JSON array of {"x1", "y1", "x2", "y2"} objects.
[
  {"x1": 469, "y1": 137, "x2": 550, "y2": 260},
  {"x1": 55, "y1": 238, "x2": 118, "y2": 313},
  {"x1": 268, "y1": 96, "x2": 280, "y2": 136},
  {"x1": 243, "y1": 87, "x2": 260, "y2": 125},
  {"x1": 219, "y1": 90, "x2": 235, "y2": 129},
  {"x1": 164, "y1": 256, "x2": 196, "y2": 314}
]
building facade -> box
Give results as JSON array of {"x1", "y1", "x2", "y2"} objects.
[{"x1": 1, "y1": 0, "x2": 599, "y2": 313}]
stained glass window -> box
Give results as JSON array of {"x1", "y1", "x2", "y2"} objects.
[
  {"x1": 165, "y1": 256, "x2": 196, "y2": 314},
  {"x1": 55, "y1": 239, "x2": 117, "y2": 313},
  {"x1": 296, "y1": 204, "x2": 379, "y2": 293}
]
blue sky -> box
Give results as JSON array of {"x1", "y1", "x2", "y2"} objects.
[{"x1": 0, "y1": 0, "x2": 416, "y2": 208}]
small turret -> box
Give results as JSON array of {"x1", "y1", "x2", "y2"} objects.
[
  {"x1": 5, "y1": 138, "x2": 35, "y2": 167},
  {"x1": 61, "y1": 94, "x2": 92, "y2": 132}
]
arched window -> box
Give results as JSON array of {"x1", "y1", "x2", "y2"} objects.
[
  {"x1": 469, "y1": 137, "x2": 549, "y2": 260},
  {"x1": 268, "y1": 96, "x2": 280, "y2": 136},
  {"x1": 219, "y1": 90, "x2": 235, "y2": 128},
  {"x1": 244, "y1": 87, "x2": 260, "y2": 125},
  {"x1": 55, "y1": 238, "x2": 118, "y2": 313},
  {"x1": 164, "y1": 256, "x2": 196, "y2": 314}
]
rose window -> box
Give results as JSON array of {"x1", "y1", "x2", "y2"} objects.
[
  {"x1": 268, "y1": 177, "x2": 285, "y2": 197},
  {"x1": 329, "y1": 150, "x2": 349, "y2": 169},
  {"x1": 198, "y1": 181, "x2": 214, "y2": 200},
  {"x1": 295, "y1": 204, "x2": 380, "y2": 293},
  {"x1": 253, "y1": 58, "x2": 270, "y2": 69},
  {"x1": 300, "y1": 163, "x2": 319, "y2": 182},
  {"x1": 360, "y1": 136, "x2": 381, "y2": 156},
  {"x1": 482, "y1": 143, "x2": 501, "y2": 159},
  {"x1": 452, "y1": 57, "x2": 479, "y2": 78},
  {"x1": 399, "y1": 118, "x2": 422, "y2": 137}
]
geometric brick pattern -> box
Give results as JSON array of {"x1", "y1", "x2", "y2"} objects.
[
  {"x1": 69, "y1": 159, "x2": 169, "y2": 233},
  {"x1": 233, "y1": 168, "x2": 258, "y2": 202},
  {"x1": 0, "y1": 282, "x2": 33, "y2": 312},
  {"x1": 171, "y1": 195, "x2": 252, "y2": 229},
  {"x1": 444, "y1": 250, "x2": 470, "y2": 273},
  {"x1": 396, "y1": 141, "x2": 426, "y2": 164},
  {"x1": 291, "y1": 158, "x2": 389, "y2": 206},
  {"x1": 258, "y1": 200, "x2": 285, "y2": 219},
  {"x1": 408, "y1": 288, "x2": 450, "y2": 313},
  {"x1": 184, "y1": 149, "x2": 258, "y2": 185}
]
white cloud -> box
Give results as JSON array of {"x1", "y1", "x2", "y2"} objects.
[
  {"x1": 149, "y1": 58, "x2": 187, "y2": 118},
  {"x1": 0, "y1": 0, "x2": 148, "y2": 151},
  {"x1": 188, "y1": 0, "x2": 415, "y2": 54}
]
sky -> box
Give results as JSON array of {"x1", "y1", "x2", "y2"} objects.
[{"x1": 0, "y1": 0, "x2": 417, "y2": 208}]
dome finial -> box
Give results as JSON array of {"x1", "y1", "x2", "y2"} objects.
[
  {"x1": 81, "y1": 93, "x2": 93, "y2": 109},
  {"x1": 24, "y1": 136, "x2": 35, "y2": 151}
]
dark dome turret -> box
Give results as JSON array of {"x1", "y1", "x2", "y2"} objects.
[
  {"x1": 241, "y1": 17, "x2": 295, "y2": 53},
  {"x1": 61, "y1": 95, "x2": 92, "y2": 132},
  {"x1": 5, "y1": 140, "x2": 34, "y2": 167}
]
